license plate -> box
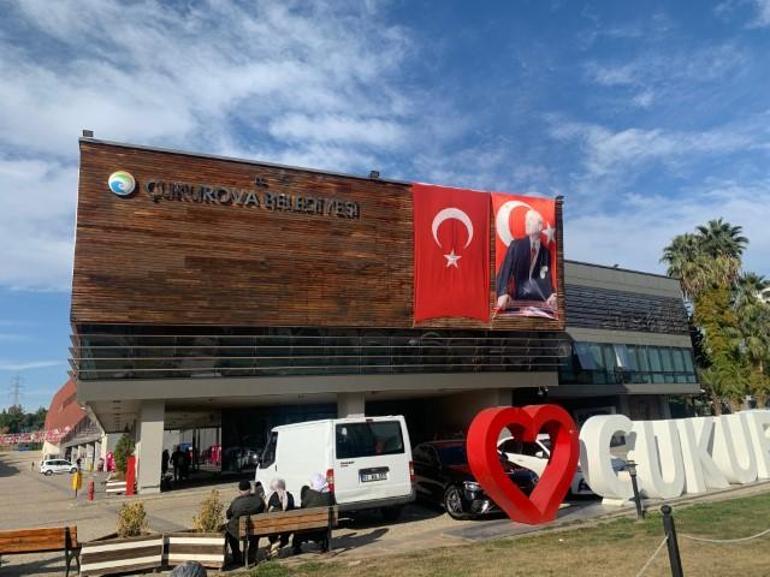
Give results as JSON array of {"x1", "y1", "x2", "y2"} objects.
[{"x1": 360, "y1": 471, "x2": 388, "y2": 482}]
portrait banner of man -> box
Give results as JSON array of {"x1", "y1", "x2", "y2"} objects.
[{"x1": 492, "y1": 193, "x2": 558, "y2": 320}]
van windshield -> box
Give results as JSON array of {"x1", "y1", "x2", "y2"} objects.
[{"x1": 336, "y1": 421, "x2": 404, "y2": 459}]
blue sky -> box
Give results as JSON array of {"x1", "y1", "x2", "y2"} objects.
[{"x1": 0, "y1": 0, "x2": 769, "y2": 410}]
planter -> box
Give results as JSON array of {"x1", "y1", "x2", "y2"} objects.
[
  {"x1": 163, "y1": 532, "x2": 226, "y2": 569},
  {"x1": 80, "y1": 533, "x2": 164, "y2": 576}
]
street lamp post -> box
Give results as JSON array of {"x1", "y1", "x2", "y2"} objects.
[{"x1": 626, "y1": 459, "x2": 643, "y2": 520}]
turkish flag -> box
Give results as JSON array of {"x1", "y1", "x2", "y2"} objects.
[{"x1": 413, "y1": 183, "x2": 490, "y2": 322}]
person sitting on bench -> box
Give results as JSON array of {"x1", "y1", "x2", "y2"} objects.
[
  {"x1": 292, "y1": 473, "x2": 334, "y2": 554},
  {"x1": 225, "y1": 480, "x2": 264, "y2": 565},
  {"x1": 266, "y1": 478, "x2": 295, "y2": 559}
]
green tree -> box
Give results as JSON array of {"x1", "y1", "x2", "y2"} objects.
[
  {"x1": 114, "y1": 433, "x2": 135, "y2": 475},
  {"x1": 661, "y1": 219, "x2": 757, "y2": 412},
  {"x1": 0, "y1": 406, "x2": 26, "y2": 434},
  {"x1": 733, "y1": 274, "x2": 770, "y2": 407},
  {"x1": 696, "y1": 218, "x2": 748, "y2": 264}
]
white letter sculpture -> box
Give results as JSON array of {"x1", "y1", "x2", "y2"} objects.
[
  {"x1": 579, "y1": 414, "x2": 633, "y2": 504},
  {"x1": 580, "y1": 410, "x2": 768, "y2": 504},
  {"x1": 628, "y1": 420, "x2": 685, "y2": 499},
  {"x1": 713, "y1": 414, "x2": 757, "y2": 484},
  {"x1": 743, "y1": 410, "x2": 770, "y2": 479},
  {"x1": 677, "y1": 417, "x2": 729, "y2": 493}
]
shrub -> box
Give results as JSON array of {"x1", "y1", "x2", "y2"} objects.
[
  {"x1": 117, "y1": 501, "x2": 147, "y2": 537},
  {"x1": 114, "y1": 434, "x2": 135, "y2": 475},
  {"x1": 192, "y1": 489, "x2": 225, "y2": 533}
]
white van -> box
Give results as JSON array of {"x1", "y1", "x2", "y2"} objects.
[{"x1": 255, "y1": 416, "x2": 414, "y2": 519}]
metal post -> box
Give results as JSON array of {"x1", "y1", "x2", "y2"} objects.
[
  {"x1": 627, "y1": 460, "x2": 643, "y2": 519},
  {"x1": 661, "y1": 505, "x2": 684, "y2": 577}
]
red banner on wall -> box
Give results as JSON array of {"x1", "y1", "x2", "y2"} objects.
[
  {"x1": 491, "y1": 193, "x2": 558, "y2": 319},
  {"x1": 413, "y1": 183, "x2": 490, "y2": 322}
]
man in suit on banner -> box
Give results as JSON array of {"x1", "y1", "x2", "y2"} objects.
[{"x1": 495, "y1": 209, "x2": 557, "y2": 312}]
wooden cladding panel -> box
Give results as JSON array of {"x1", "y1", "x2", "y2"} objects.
[{"x1": 72, "y1": 141, "x2": 564, "y2": 330}]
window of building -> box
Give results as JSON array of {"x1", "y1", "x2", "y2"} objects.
[
  {"x1": 660, "y1": 348, "x2": 674, "y2": 372},
  {"x1": 561, "y1": 342, "x2": 697, "y2": 387}
]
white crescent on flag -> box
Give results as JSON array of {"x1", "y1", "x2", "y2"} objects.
[
  {"x1": 495, "y1": 199, "x2": 536, "y2": 247},
  {"x1": 431, "y1": 207, "x2": 474, "y2": 249}
]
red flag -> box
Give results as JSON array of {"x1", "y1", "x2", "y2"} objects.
[{"x1": 413, "y1": 183, "x2": 490, "y2": 322}]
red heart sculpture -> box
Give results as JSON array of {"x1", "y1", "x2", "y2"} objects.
[{"x1": 466, "y1": 404, "x2": 579, "y2": 524}]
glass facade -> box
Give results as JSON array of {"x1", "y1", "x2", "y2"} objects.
[{"x1": 560, "y1": 341, "x2": 697, "y2": 385}]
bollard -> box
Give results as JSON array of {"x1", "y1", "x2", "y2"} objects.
[
  {"x1": 626, "y1": 459, "x2": 644, "y2": 519},
  {"x1": 87, "y1": 479, "x2": 95, "y2": 501},
  {"x1": 661, "y1": 505, "x2": 684, "y2": 577}
]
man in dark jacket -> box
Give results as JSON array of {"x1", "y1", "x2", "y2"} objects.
[
  {"x1": 495, "y1": 209, "x2": 556, "y2": 313},
  {"x1": 225, "y1": 480, "x2": 265, "y2": 565},
  {"x1": 292, "y1": 482, "x2": 334, "y2": 554}
]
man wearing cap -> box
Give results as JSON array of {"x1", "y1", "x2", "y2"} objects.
[{"x1": 225, "y1": 480, "x2": 265, "y2": 565}]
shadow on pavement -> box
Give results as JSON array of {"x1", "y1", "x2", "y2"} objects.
[
  {"x1": 331, "y1": 527, "x2": 389, "y2": 554},
  {"x1": 161, "y1": 468, "x2": 254, "y2": 492},
  {"x1": 0, "y1": 553, "x2": 65, "y2": 577},
  {"x1": 341, "y1": 503, "x2": 444, "y2": 530},
  {"x1": 0, "y1": 455, "x2": 20, "y2": 478}
]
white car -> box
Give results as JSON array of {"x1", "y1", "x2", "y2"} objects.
[
  {"x1": 497, "y1": 434, "x2": 626, "y2": 496},
  {"x1": 256, "y1": 416, "x2": 414, "y2": 520},
  {"x1": 40, "y1": 458, "x2": 78, "y2": 476}
]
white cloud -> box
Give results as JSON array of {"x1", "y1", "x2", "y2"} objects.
[
  {"x1": 584, "y1": 43, "x2": 746, "y2": 108},
  {"x1": 0, "y1": 360, "x2": 63, "y2": 371},
  {"x1": 550, "y1": 118, "x2": 763, "y2": 178},
  {"x1": 565, "y1": 180, "x2": 770, "y2": 275},
  {"x1": 268, "y1": 114, "x2": 407, "y2": 147},
  {"x1": 0, "y1": 334, "x2": 30, "y2": 342},
  {"x1": 751, "y1": 0, "x2": 770, "y2": 26},
  {"x1": 0, "y1": 0, "x2": 420, "y2": 289},
  {"x1": 0, "y1": 157, "x2": 77, "y2": 290}
]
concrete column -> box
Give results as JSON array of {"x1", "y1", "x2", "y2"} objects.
[
  {"x1": 618, "y1": 395, "x2": 631, "y2": 418},
  {"x1": 337, "y1": 392, "x2": 365, "y2": 417},
  {"x1": 136, "y1": 400, "x2": 165, "y2": 494},
  {"x1": 659, "y1": 396, "x2": 672, "y2": 419}
]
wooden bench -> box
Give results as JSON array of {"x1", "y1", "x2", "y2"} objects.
[
  {"x1": 238, "y1": 506, "x2": 338, "y2": 567},
  {"x1": 0, "y1": 526, "x2": 80, "y2": 577}
]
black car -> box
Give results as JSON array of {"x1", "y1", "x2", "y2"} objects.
[{"x1": 413, "y1": 440, "x2": 538, "y2": 519}]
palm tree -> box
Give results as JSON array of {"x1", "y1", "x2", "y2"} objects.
[
  {"x1": 699, "y1": 362, "x2": 748, "y2": 414},
  {"x1": 661, "y1": 233, "x2": 734, "y2": 299},
  {"x1": 661, "y1": 233, "x2": 704, "y2": 300},
  {"x1": 696, "y1": 218, "x2": 748, "y2": 282},
  {"x1": 733, "y1": 272, "x2": 770, "y2": 309},
  {"x1": 734, "y1": 282, "x2": 770, "y2": 405}
]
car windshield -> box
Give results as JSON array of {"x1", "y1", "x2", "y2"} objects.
[{"x1": 436, "y1": 444, "x2": 467, "y2": 466}]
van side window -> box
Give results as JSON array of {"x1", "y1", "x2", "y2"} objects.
[
  {"x1": 335, "y1": 421, "x2": 404, "y2": 459},
  {"x1": 261, "y1": 432, "x2": 278, "y2": 468}
]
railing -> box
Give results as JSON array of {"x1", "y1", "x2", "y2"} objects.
[{"x1": 70, "y1": 327, "x2": 572, "y2": 380}]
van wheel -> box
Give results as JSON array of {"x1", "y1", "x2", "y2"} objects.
[
  {"x1": 443, "y1": 485, "x2": 466, "y2": 520},
  {"x1": 44, "y1": 470, "x2": 53, "y2": 476},
  {"x1": 381, "y1": 506, "x2": 402, "y2": 522}
]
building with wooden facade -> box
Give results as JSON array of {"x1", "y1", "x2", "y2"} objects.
[{"x1": 70, "y1": 138, "x2": 698, "y2": 493}]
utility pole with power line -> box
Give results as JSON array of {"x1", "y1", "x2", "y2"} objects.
[{"x1": 9, "y1": 375, "x2": 23, "y2": 408}]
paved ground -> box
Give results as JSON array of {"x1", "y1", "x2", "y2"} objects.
[{"x1": 2, "y1": 450, "x2": 769, "y2": 576}]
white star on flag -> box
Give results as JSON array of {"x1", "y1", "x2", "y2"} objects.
[
  {"x1": 542, "y1": 222, "x2": 556, "y2": 245},
  {"x1": 444, "y1": 249, "x2": 461, "y2": 268}
]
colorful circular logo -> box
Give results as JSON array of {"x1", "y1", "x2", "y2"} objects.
[{"x1": 108, "y1": 171, "x2": 136, "y2": 197}]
